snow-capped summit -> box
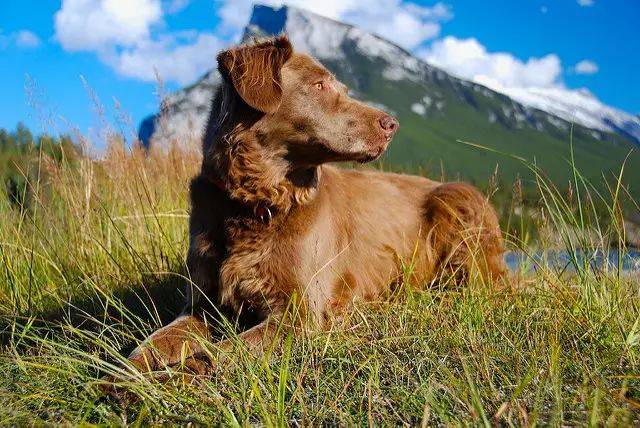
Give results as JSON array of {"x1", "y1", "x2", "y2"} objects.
[
  {"x1": 245, "y1": 5, "x2": 426, "y2": 82},
  {"x1": 494, "y1": 85, "x2": 640, "y2": 145}
]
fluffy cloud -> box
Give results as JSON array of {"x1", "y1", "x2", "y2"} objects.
[
  {"x1": 110, "y1": 33, "x2": 223, "y2": 84},
  {"x1": 54, "y1": 0, "x2": 222, "y2": 85},
  {"x1": 341, "y1": 1, "x2": 449, "y2": 49},
  {"x1": 416, "y1": 35, "x2": 616, "y2": 129},
  {"x1": 217, "y1": 0, "x2": 452, "y2": 49},
  {"x1": 573, "y1": 60, "x2": 599, "y2": 75},
  {"x1": 419, "y1": 36, "x2": 562, "y2": 89},
  {"x1": 53, "y1": 0, "x2": 451, "y2": 84},
  {"x1": 54, "y1": 0, "x2": 162, "y2": 51}
]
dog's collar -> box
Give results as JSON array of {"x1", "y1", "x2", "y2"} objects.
[{"x1": 210, "y1": 176, "x2": 273, "y2": 224}]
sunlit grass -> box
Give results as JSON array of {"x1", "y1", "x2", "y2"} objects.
[{"x1": 1, "y1": 129, "x2": 639, "y2": 424}]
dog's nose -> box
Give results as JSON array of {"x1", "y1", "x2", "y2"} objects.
[{"x1": 379, "y1": 115, "x2": 399, "y2": 134}]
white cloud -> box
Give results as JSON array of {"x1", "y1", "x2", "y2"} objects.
[
  {"x1": 51, "y1": 0, "x2": 598, "y2": 100},
  {"x1": 15, "y1": 30, "x2": 41, "y2": 48},
  {"x1": 55, "y1": 0, "x2": 163, "y2": 51},
  {"x1": 405, "y1": 2, "x2": 452, "y2": 20},
  {"x1": 573, "y1": 59, "x2": 598, "y2": 75},
  {"x1": 577, "y1": 0, "x2": 594, "y2": 6},
  {"x1": 342, "y1": 2, "x2": 448, "y2": 49},
  {"x1": 53, "y1": 0, "x2": 452, "y2": 84},
  {"x1": 216, "y1": 0, "x2": 452, "y2": 49},
  {"x1": 419, "y1": 36, "x2": 562, "y2": 89},
  {"x1": 111, "y1": 33, "x2": 223, "y2": 84},
  {"x1": 54, "y1": 0, "x2": 223, "y2": 85}
]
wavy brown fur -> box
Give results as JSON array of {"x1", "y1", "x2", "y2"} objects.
[
  {"x1": 217, "y1": 35, "x2": 292, "y2": 114},
  {"x1": 202, "y1": 36, "x2": 313, "y2": 213}
]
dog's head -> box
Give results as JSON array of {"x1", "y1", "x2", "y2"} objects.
[{"x1": 216, "y1": 35, "x2": 399, "y2": 165}]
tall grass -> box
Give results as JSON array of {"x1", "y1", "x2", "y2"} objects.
[
  {"x1": 0, "y1": 136, "x2": 199, "y2": 316},
  {"x1": 0, "y1": 130, "x2": 639, "y2": 425}
]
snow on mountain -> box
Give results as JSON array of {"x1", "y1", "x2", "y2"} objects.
[
  {"x1": 248, "y1": 5, "x2": 424, "y2": 82},
  {"x1": 482, "y1": 83, "x2": 640, "y2": 145},
  {"x1": 270, "y1": 4, "x2": 639, "y2": 146},
  {"x1": 278, "y1": 6, "x2": 350, "y2": 60}
]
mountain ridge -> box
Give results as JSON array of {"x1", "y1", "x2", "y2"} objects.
[{"x1": 140, "y1": 3, "x2": 639, "y2": 196}]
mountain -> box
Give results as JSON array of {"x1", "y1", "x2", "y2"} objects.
[{"x1": 140, "y1": 4, "x2": 640, "y2": 196}]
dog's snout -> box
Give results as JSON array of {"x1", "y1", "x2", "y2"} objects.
[{"x1": 379, "y1": 115, "x2": 399, "y2": 134}]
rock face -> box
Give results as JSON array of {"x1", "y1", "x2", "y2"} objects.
[
  {"x1": 142, "y1": 70, "x2": 220, "y2": 147},
  {"x1": 139, "y1": 4, "x2": 640, "y2": 191}
]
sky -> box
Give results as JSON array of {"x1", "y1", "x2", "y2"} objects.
[{"x1": 0, "y1": 0, "x2": 638, "y2": 141}]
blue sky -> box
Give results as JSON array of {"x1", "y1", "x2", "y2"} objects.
[{"x1": 0, "y1": 0, "x2": 638, "y2": 140}]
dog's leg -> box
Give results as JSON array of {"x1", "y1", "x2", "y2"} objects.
[
  {"x1": 126, "y1": 314, "x2": 212, "y2": 372},
  {"x1": 424, "y1": 182, "x2": 508, "y2": 284},
  {"x1": 176, "y1": 316, "x2": 282, "y2": 372},
  {"x1": 127, "y1": 314, "x2": 283, "y2": 375},
  {"x1": 125, "y1": 239, "x2": 223, "y2": 374},
  {"x1": 216, "y1": 316, "x2": 279, "y2": 352}
]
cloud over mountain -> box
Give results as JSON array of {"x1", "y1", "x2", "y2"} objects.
[
  {"x1": 414, "y1": 35, "x2": 632, "y2": 138},
  {"x1": 54, "y1": 0, "x2": 223, "y2": 84},
  {"x1": 419, "y1": 36, "x2": 562, "y2": 89}
]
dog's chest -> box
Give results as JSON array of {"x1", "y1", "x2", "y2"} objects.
[{"x1": 218, "y1": 220, "x2": 300, "y2": 314}]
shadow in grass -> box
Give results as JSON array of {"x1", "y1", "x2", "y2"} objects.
[{"x1": 0, "y1": 269, "x2": 187, "y2": 357}]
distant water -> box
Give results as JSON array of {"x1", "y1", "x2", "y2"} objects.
[{"x1": 505, "y1": 249, "x2": 640, "y2": 272}]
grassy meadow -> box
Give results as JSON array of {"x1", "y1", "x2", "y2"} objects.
[{"x1": 1, "y1": 127, "x2": 640, "y2": 425}]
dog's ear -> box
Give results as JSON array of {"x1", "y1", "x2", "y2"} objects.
[{"x1": 217, "y1": 35, "x2": 293, "y2": 114}]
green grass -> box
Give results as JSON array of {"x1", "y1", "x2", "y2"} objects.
[{"x1": 1, "y1": 133, "x2": 640, "y2": 425}]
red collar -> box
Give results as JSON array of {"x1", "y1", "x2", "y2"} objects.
[{"x1": 210, "y1": 176, "x2": 273, "y2": 224}]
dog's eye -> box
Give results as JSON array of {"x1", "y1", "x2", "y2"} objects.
[{"x1": 314, "y1": 82, "x2": 324, "y2": 90}]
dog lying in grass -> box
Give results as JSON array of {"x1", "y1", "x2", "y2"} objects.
[{"x1": 122, "y1": 35, "x2": 507, "y2": 378}]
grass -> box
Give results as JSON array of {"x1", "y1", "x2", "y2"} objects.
[{"x1": 1, "y1": 131, "x2": 639, "y2": 425}]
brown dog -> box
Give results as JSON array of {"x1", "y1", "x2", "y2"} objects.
[{"x1": 125, "y1": 35, "x2": 507, "y2": 375}]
